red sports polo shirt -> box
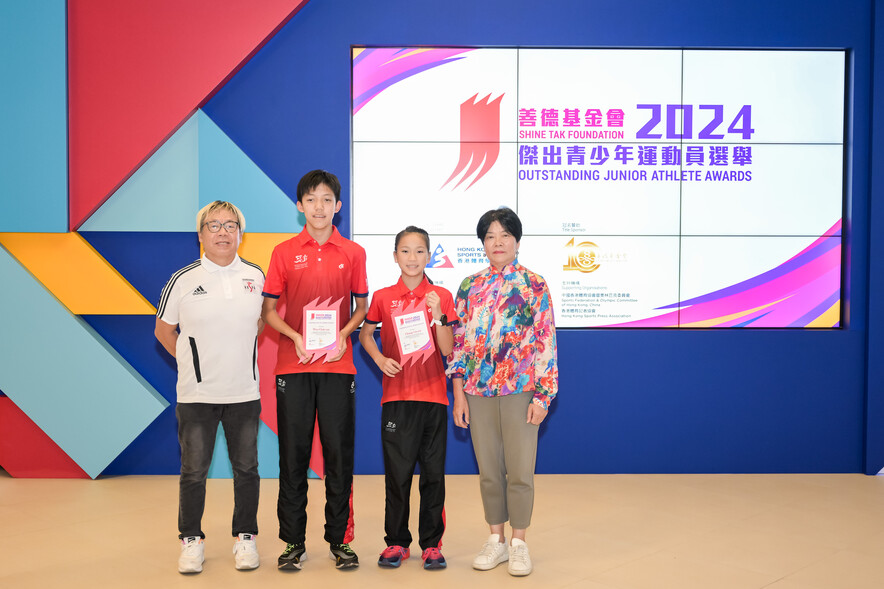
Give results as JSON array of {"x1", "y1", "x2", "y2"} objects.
[
  {"x1": 364, "y1": 276, "x2": 456, "y2": 405},
  {"x1": 263, "y1": 227, "x2": 368, "y2": 375}
]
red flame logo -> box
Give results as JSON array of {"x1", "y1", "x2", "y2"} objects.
[{"x1": 441, "y1": 93, "x2": 504, "y2": 190}]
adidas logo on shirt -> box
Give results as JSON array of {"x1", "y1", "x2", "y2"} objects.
[{"x1": 192, "y1": 286, "x2": 208, "y2": 296}]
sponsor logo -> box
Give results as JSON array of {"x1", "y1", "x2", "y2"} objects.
[
  {"x1": 384, "y1": 421, "x2": 397, "y2": 433},
  {"x1": 243, "y1": 279, "x2": 256, "y2": 293},
  {"x1": 428, "y1": 244, "x2": 455, "y2": 269},
  {"x1": 293, "y1": 254, "x2": 308, "y2": 270},
  {"x1": 441, "y1": 93, "x2": 504, "y2": 191},
  {"x1": 192, "y1": 285, "x2": 208, "y2": 296},
  {"x1": 563, "y1": 238, "x2": 601, "y2": 273}
]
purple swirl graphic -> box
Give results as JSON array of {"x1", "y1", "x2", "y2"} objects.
[
  {"x1": 603, "y1": 220, "x2": 842, "y2": 328},
  {"x1": 352, "y1": 47, "x2": 473, "y2": 114}
]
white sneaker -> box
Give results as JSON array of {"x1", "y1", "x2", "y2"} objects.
[
  {"x1": 178, "y1": 536, "x2": 205, "y2": 573},
  {"x1": 233, "y1": 533, "x2": 260, "y2": 570},
  {"x1": 507, "y1": 538, "x2": 533, "y2": 576},
  {"x1": 472, "y1": 534, "x2": 509, "y2": 570}
]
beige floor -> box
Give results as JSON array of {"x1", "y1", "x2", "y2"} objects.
[{"x1": 1, "y1": 471, "x2": 883, "y2": 588}]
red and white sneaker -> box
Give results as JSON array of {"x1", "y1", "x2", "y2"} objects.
[
  {"x1": 378, "y1": 545, "x2": 410, "y2": 567},
  {"x1": 421, "y1": 547, "x2": 447, "y2": 570}
]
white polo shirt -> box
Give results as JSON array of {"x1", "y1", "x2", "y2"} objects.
[{"x1": 157, "y1": 255, "x2": 265, "y2": 404}]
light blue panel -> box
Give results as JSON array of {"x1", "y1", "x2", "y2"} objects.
[
  {"x1": 198, "y1": 111, "x2": 302, "y2": 232},
  {"x1": 258, "y1": 421, "x2": 281, "y2": 478},
  {"x1": 79, "y1": 114, "x2": 200, "y2": 232},
  {"x1": 0, "y1": 246, "x2": 169, "y2": 478},
  {"x1": 0, "y1": 0, "x2": 67, "y2": 232},
  {"x1": 207, "y1": 426, "x2": 232, "y2": 479},
  {"x1": 208, "y1": 420, "x2": 280, "y2": 478}
]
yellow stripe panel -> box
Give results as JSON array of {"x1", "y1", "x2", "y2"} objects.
[
  {"x1": 238, "y1": 233, "x2": 297, "y2": 275},
  {"x1": 0, "y1": 233, "x2": 155, "y2": 315},
  {"x1": 806, "y1": 300, "x2": 841, "y2": 328}
]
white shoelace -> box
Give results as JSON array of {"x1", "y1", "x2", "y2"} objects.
[
  {"x1": 510, "y1": 544, "x2": 529, "y2": 565},
  {"x1": 478, "y1": 540, "x2": 505, "y2": 559}
]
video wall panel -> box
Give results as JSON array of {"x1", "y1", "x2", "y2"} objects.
[{"x1": 352, "y1": 47, "x2": 845, "y2": 328}]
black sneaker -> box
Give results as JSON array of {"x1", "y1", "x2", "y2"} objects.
[
  {"x1": 278, "y1": 542, "x2": 306, "y2": 570},
  {"x1": 329, "y1": 543, "x2": 359, "y2": 569}
]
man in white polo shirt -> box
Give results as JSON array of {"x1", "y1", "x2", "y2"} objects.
[{"x1": 155, "y1": 201, "x2": 265, "y2": 574}]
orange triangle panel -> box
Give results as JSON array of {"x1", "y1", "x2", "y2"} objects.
[
  {"x1": 67, "y1": 0, "x2": 309, "y2": 229},
  {"x1": 239, "y1": 233, "x2": 297, "y2": 274},
  {"x1": 0, "y1": 233, "x2": 155, "y2": 315}
]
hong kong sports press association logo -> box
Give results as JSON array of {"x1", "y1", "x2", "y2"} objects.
[
  {"x1": 441, "y1": 93, "x2": 504, "y2": 190},
  {"x1": 428, "y1": 244, "x2": 454, "y2": 269},
  {"x1": 563, "y1": 238, "x2": 601, "y2": 273}
]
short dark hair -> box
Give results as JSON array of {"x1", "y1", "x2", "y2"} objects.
[
  {"x1": 476, "y1": 207, "x2": 522, "y2": 242},
  {"x1": 394, "y1": 226, "x2": 431, "y2": 250},
  {"x1": 297, "y1": 170, "x2": 342, "y2": 202}
]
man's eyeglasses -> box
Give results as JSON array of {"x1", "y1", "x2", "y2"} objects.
[{"x1": 202, "y1": 221, "x2": 240, "y2": 233}]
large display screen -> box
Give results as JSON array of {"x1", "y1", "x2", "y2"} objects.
[{"x1": 351, "y1": 48, "x2": 845, "y2": 328}]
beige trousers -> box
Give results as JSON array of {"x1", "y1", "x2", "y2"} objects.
[{"x1": 466, "y1": 392, "x2": 539, "y2": 529}]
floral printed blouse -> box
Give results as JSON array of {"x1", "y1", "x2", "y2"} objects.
[{"x1": 446, "y1": 261, "x2": 558, "y2": 409}]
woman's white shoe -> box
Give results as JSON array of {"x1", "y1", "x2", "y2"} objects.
[
  {"x1": 507, "y1": 538, "x2": 533, "y2": 576},
  {"x1": 472, "y1": 534, "x2": 509, "y2": 570}
]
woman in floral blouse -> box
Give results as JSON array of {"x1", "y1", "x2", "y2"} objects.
[{"x1": 447, "y1": 206, "x2": 558, "y2": 577}]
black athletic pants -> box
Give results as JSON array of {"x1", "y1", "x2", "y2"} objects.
[
  {"x1": 276, "y1": 372, "x2": 355, "y2": 545},
  {"x1": 381, "y1": 400, "x2": 447, "y2": 550}
]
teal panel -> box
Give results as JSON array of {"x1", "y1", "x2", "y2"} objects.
[
  {"x1": 79, "y1": 114, "x2": 200, "y2": 232},
  {"x1": 0, "y1": 0, "x2": 67, "y2": 232},
  {"x1": 207, "y1": 426, "x2": 232, "y2": 479},
  {"x1": 0, "y1": 247, "x2": 169, "y2": 478},
  {"x1": 257, "y1": 421, "x2": 281, "y2": 478},
  {"x1": 208, "y1": 419, "x2": 280, "y2": 479},
  {"x1": 198, "y1": 111, "x2": 302, "y2": 233}
]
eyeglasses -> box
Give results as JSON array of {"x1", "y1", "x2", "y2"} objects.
[{"x1": 202, "y1": 221, "x2": 240, "y2": 233}]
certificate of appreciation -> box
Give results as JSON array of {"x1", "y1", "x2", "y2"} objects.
[
  {"x1": 303, "y1": 308, "x2": 338, "y2": 356},
  {"x1": 392, "y1": 307, "x2": 434, "y2": 361}
]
